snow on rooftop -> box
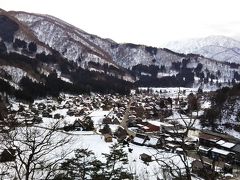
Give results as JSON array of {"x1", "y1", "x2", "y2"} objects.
[
  {"x1": 88, "y1": 110, "x2": 111, "y2": 125},
  {"x1": 199, "y1": 146, "x2": 211, "y2": 151},
  {"x1": 63, "y1": 116, "x2": 77, "y2": 126},
  {"x1": 148, "y1": 120, "x2": 173, "y2": 127},
  {"x1": 142, "y1": 126, "x2": 150, "y2": 130},
  {"x1": 166, "y1": 143, "x2": 179, "y2": 148},
  {"x1": 89, "y1": 110, "x2": 110, "y2": 117},
  {"x1": 165, "y1": 137, "x2": 174, "y2": 142},
  {"x1": 216, "y1": 140, "x2": 225, "y2": 145},
  {"x1": 147, "y1": 137, "x2": 159, "y2": 146},
  {"x1": 211, "y1": 147, "x2": 232, "y2": 156},
  {"x1": 216, "y1": 140, "x2": 236, "y2": 149},
  {"x1": 221, "y1": 142, "x2": 236, "y2": 149},
  {"x1": 53, "y1": 109, "x2": 68, "y2": 116},
  {"x1": 133, "y1": 137, "x2": 145, "y2": 144}
]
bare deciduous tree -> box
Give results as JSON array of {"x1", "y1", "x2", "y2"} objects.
[
  {"x1": 2, "y1": 122, "x2": 72, "y2": 180},
  {"x1": 153, "y1": 106, "x2": 197, "y2": 179}
]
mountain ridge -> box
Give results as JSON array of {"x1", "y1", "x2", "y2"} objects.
[
  {"x1": 165, "y1": 35, "x2": 240, "y2": 63},
  {"x1": 0, "y1": 9, "x2": 239, "y2": 101}
]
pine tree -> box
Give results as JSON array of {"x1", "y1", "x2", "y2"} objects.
[
  {"x1": 60, "y1": 149, "x2": 103, "y2": 180},
  {"x1": 102, "y1": 143, "x2": 133, "y2": 180}
]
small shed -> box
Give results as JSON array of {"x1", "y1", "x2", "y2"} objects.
[
  {"x1": 104, "y1": 134, "x2": 113, "y2": 142},
  {"x1": 198, "y1": 145, "x2": 212, "y2": 157},
  {"x1": 140, "y1": 153, "x2": 152, "y2": 163}
]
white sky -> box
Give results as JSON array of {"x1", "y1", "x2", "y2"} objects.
[{"x1": 2, "y1": 0, "x2": 240, "y2": 47}]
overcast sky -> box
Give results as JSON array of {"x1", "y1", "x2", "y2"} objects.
[{"x1": 2, "y1": 0, "x2": 240, "y2": 47}]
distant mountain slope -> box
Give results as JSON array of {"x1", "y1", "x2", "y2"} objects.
[
  {"x1": 165, "y1": 35, "x2": 240, "y2": 63},
  {"x1": 0, "y1": 9, "x2": 239, "y2": 101}
]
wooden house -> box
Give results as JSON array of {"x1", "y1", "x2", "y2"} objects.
[
  {"x1": 199, "y1": 133, "x2": 221, "y2": 147},
  {"x1": 73, "y1": 120, "x2": 84, "y2": 131},
  {"x1": 210, "y1": 147, "x2": 235, "y2": 162},
  {"x1": 114, "y1": 127, "x2": 128, "y2": 141}
]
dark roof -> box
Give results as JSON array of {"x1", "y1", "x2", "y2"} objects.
[
  {"x1": 232, "y1": 144, "x2": 240, "y2": 153},
  {"x1": 199, "y1": 133, "x2": 221, "y2": 142},
  {"x1": 140, "y1": 153, "x2": 151, "y2": 157}
]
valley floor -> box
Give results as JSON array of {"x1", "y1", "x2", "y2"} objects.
[{"x1": 1, "y1": 87, "x2": 240, "y2": 179}]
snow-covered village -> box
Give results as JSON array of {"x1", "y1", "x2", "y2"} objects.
[
  {"x1": 1, "y1": 86, "x2": 240, "y2": 179},
  {"x1": 1, "y1": 0, "x2": 240, "y2": 179}
]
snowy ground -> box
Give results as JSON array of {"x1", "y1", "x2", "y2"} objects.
[
  {"x1": 3, "y1": 87, "x2": 239, "y2": 179},
  {"x1": 88, "y1": 110, "x2": 111, "y2": 125},
  {"x1": 58, "y1": 132, "x2": 188, "y2": 180}
]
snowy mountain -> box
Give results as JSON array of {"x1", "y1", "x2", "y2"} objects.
[
  {"x1": 165, "y1": 35, "x2": 240, "y2": 63},
  {"x1": 0, "y1": 9, "x2": 239, "y2": 100}
]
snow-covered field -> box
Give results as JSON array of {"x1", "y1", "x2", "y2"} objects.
[
  {"x1": 139, "y1": 87, "x2": 198, "y2": 98},
  {"x1": 49, "y1": 131, "x2": 187, "y2": 180}
]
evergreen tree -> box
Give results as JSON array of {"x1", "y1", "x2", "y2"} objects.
[
  {"x1": 60, "y1": 149, "x2": 103, "y2": 180},
  {"x1": 102, "y1": 143, "x2": 133, "y2": 180}
]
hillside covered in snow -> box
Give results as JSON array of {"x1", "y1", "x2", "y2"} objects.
[
  {"x1": 165, "y1": 35, "x2": 240, "y2": 64},
  {"x1": 0, "y1": 9, "x2": 239, "y2": 102}
]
